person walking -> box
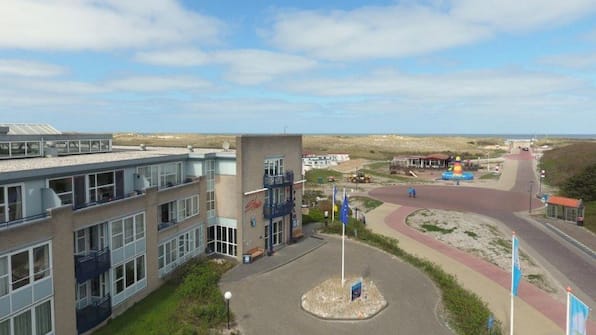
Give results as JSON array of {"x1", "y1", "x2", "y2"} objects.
[{"x1": 412, "y1": 188, "x2": 416, "y2": 198}]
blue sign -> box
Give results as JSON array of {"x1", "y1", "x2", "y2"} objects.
[{"x1": 351, "y1": 279, "x2": 362, "y2": 301}]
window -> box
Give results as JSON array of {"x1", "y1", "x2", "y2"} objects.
[
  {"x1": 114, "y1": 265, "x2": 124, "y2": 294},
  {"x1": 125, "y1": 260, "x2": 135, "y2": 287},
  {"x1": 136, "y1": 255, "x2": 145, "y2": 281},
  {"x1": 13, "y1": 309, "x2": 31, "y2": 335},
  {"x1": 124, "y1": 217, "x2": 134, "y2": 244},
  {"x1": 10, "y1": 142, "x2": 25, "y2": 157},
  {"x1": 111, "y1": 221, "x2": 123, "y2": 249},
  {"x1": 0, "y1": 256, "x2": 8, "y2": 297},
  {"x1": 48, "y1": 177, "x2": 73, "y2": 205},
  {"x1": 160, "y1": 162, "x2": 182, "y2": 187},
  {"x1": 137, "y1": 165, "x2": 158, "y2": 187},
  {"x1": 195, "y1": 226, "x2": 204, "y2": 251},
  {"x1": 11, "y1": 251, "x2": 29, "y2": 290},
  {"x1": 0, "y1": 299, "x2": 52, "y2": 335},
  {"x1": 33, "y1": 245, "x2": 49, "y2": 281},
  {"x1": 26, "y1": 142, "x2": 40, "y2": 157},
  {"x1": 211, "y1": 226, "x2": 237, "y2": 257},
  {"x1": 88, "y1": 171, "x2": 115, "y2": 203},
  {"x1": 111, "y1": 213, "x2": 144, "y2": 250},
  {"x1": 68, "y1": 140, "x2": 79, "y2": 153},
  {"x1": 135, "y1": 214, "x2": 145, "y2": 240},
  {"x1": 264, "y1": 157, "x2": 284, "y2": 176},
  {"x1": 35, "y1": 300, "x2": 52, "y2": 334},
  {"x1": 0, "y1": 143, "x2": 9, "y2": 158},
  {"x1": 114, "y1": 255, "x2": 145, "y2": 296},
  {"x1": 158, "y1": 245, "x2": 165, "y2": 269},
  {"x1": 159, "y1": 229, "x2": 200, "y2": 276},
  {"x1": 0, "y1": 185, "x2": 23, "y2": 223}
]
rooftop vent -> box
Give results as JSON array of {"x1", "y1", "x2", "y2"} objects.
[
  {"x1": 139, "y1": 144, "x2": 146, "y2": 151},
  {"x1": 187, "y1": 145, "x2": 194, "y2": 152}
]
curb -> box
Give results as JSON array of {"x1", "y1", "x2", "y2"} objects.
[
  {"x1": 532, "y1": 217, "x2": 596, "y2": 260},
  {"x1": 259, "y1": 237, "x2": 328, "y2": 275}
]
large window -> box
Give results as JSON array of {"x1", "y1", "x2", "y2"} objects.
[
  {"x1": 208, "y1": 226, "x2": 237, "y2": 257},
  {"x1": 88, "y1": 172, "x2": 115, "y2": 203},
  {"x1": 113, "y1": 255, "x2": 145, "y2": 295},
  {"x1": 0, "y1": 185, "x2": 23, "y2": 223},
  {"x1": 265, "y1": 220, "x2": 284, "y2": 250},
  {"x1": 111, "y1": 213, "x2": 145, "y2": 250},
  {"x1": 0, "y1": 141, "x2": 41, "y2": 159},
  {"x1": 3, "y1": 299, "x2": 54, "y2": 335},
  {"x1": 137, "y1": 162, "x2": 183, "y2": 189},
  {"x1": 206, "y1": 160, "x2": 215, "y2": 218},
  {"x1": 158, "y1": 196, "x2": 199, "y2": 230},
  {"x1": 1, "y1": 242, "x2": 51, "y2": 295},
  {"x1": 264, "y1": 157, "x2": 284, "y2": 176},
  {"x1": 48, "y1": 177, "x2": 73, "y2": 205},
  {"x1": 158, "y1": 228, "x2": 202, "y2": 276}
]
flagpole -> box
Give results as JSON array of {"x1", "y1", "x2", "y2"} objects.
[
  {"x1": 331, "y1": 185, "x2": 335, "y2": 223},
  {"x1": 510, "y1": 232, "x2": 515, "y2": 335},
  {"x1": 566, "y1": 287, "x2": 571, "y2": 335},
  {"x1": 341, "y1": 188, "x2": 345, "y2": 287}
]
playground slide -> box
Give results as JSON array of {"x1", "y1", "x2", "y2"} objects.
[{"x1": 409, "y1": 170, "x2": 418, "y2": 178}]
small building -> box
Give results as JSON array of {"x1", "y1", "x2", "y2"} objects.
[
  {"x1": 546, "y1": 196, "x2": 584, "y2": 223},
  {"x1": 390, "y1": 154, "x2": 450, "y2": 172}
]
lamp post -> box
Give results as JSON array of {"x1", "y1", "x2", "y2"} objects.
[
  {"x1": 539, "y1": 170, "x2": 545, "y2": 194},
  {"x1": 528, "y1": 181, "x2": 534, "y2": 214},
  {"x1": 224, "y1": 291, "x2": 232, "y2": 329}
]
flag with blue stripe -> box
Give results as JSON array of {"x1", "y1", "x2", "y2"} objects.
[
  {"x1": 340, "y1": 192, "x2": 350, "y2": 225},
  {"x1": 511, "y1": 235, "x2": 522, "y2": 296},
  {"x1": 568, "y1": 293, "x2": 590, "y2": 335},
  {"x1": 333, "y1": 185, "x2": 337, "y2": 208}
]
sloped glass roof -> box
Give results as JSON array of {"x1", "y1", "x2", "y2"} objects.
[{"x1": 0, "y1": 123, "x2": 61, "y2": 135}]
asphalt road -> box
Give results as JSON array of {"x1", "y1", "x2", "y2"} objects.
[
  {"x1": 369, "y1": 153, "x2": 596, "y2": 302},
  {"x1": 220, "y1": 238, "x2": 454, "y2": 335}
]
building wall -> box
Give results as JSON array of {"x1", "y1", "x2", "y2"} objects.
[{"x1": 236, "y1": 135, "x2": 303, "y2": 257}]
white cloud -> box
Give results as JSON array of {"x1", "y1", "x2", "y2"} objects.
[
  {"x1": 107, "y1": 75, "x2": 212, "y2": 92},
  {"x1": 540, "y1": 52, "x2": 596, "y2": 69},
  {"x1": 267, "y1": 1, "x2": 596, "y2": 61},
  {"x1": 0, "y1": 59, "x2": 65, "y2": 77},
  {"x1": 451, "y1": 0, "x2": 596, "y2": 31},
  {"x1": 211, "y1": 49, "x2": 317, "y2": 84},
  {"x1": 135, "y1": 48, "x2": 317, "y2": 84},
  {"x1": 281, "y1": 69, "x2": 584, "y2": 99},
  {"x1": 0, "y1": 0, "x2": 223, "y2": 50},
  {"x1": 135, "y1": 49, "x2": 210, "y2": 66}
]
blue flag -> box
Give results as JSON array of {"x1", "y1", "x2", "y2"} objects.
[
  {"x1": 340, "y1": 192, "x2": 349, "y2": 225},
  {"x1": 511, "y1": 235, "x2": 522, "y2": 296},
  {"x1": 568, "y1": 293, "x2": 590, "y2": 335}
]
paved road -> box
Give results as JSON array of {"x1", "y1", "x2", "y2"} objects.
[
  {"x1": 220, "y1": 237, "x2": 453, "y2": 335},
  {"x1": 369, "y1": 151, "x2": 596, "y2": 302}
]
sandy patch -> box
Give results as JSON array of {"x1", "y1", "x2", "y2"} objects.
[{"x1": 407, "y1": 209, "x2": 559, "y2": 294}]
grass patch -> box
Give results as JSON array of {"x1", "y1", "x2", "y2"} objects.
[
  {"x1": 305, "y1": 169, "x2": 343, "y2": 186},
  {"x1": 95, "y1": 259, "x2": 234, "y2": 335},
  {"x1": 464, "y1": 231, "x2": 478, "y2": 239},
  {"x1": 583, "y1": 201, "x2": 596, "y2": 234},
  {"x1": 421, "y1": 223, "x2": 457, "y2": 234},
  {"x1": 350, "y1": 196, "x2": 383, "y2": 211},
  {"x1": 317, "y1": 208, "x2": 503, "y2": 335},
  {"x1": 479, "y1": 173, "x2": 500, "y2": 180},
  {"x1": 490, "y1": 238, "x2": 511, "y2": 253}
]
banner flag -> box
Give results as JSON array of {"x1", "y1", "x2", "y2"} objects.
[
  {"x1": 511, "y1": 235, "x2": 522, "y2": 296},
  {"x1": 568, "y1": 292, "x2": 590, "y2": 335},
  {"x1": 340, "y1": 192, "x2": 350, "y2": 225}
]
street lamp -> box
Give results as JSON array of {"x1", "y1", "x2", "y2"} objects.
[
  {"x1": 539, "y1": 169, "x2": 545, "y2": 194},
  {"x1": 224, "y1": 291, "x2": 232, "y2": 329},
  {"x1": 528, "y1": 181, "x2": 534, "y2": 214}
]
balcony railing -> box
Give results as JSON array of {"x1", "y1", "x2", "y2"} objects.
[
  {"x1": 263, "y1": 171, "x2": 294, "y2": 188},
  {"x1": 158, "y1": 220, "x2": 177, "y2": 231},
  {"x1": 263, "y1": 199, "x2": 294, "y2": 219},
  {"x1": 73, "y1": 191, "x2": 143, "y2": 211},
  {"x1": 74, "y1": 247, "x2": 111, "y2": 284},
  {"x1": 76, "y1": 295, "x2": 112, "y2": 334},
  {"x1": 0, "y1": 212, "x2": 50, "y2": 230}
]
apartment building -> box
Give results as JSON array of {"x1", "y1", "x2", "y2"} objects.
[{"x1": 0, "y1": 124, "x2": 303, "y2": 335}]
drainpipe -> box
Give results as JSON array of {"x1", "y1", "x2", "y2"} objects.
[{"x1": 268, "y1": 187, "x2": 274, "y2": 256}]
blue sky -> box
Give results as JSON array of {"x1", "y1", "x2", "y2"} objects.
[{"x1": 1, "y1": 0, "x2": 596, "y2": 134}]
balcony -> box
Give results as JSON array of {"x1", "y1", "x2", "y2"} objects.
[
  {"x1": 263, "y1": 171, "x2": 294, "y2": 188},
  {"x1": 74, "y1": 248, "x2": 111, "y2": 284},
  {"x1": 76, "y1": 295, "x2": 112, "y2": 334},
  {"x1": 263, "y1": 199, "x2": 294, "y2": 219},
  {"x1": 73, "y1": 191, "x2": 143, "y2": 211},
  {"x1": 0, "y1": 212, "x2": 49, "y2": 230},
  {"x1": 158, "y1": 219, "x2": 177, "y2": 231}
]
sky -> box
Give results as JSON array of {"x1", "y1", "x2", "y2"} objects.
[{"x1": 1, "y1": 0, "x2": 596, "y2": 134}]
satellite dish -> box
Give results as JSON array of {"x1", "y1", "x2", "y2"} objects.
[{"x1": 222, "y1": 141, "x2": 230, "y2": 151}]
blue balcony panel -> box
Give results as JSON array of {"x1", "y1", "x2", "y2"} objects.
[
  {"x1": 76, "y1": 295, "x2": 111, "y2": 334},
  {"x1": 264, "y1": 199, "x2": 294, "y2": 219},
  {"x1": 263, "y1": 171, "x2": 294, "y2": 188},
  {"x1": 74, "y1": 248, "x2": 111, "y2": 284}
]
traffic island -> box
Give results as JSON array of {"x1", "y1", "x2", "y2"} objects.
[{"x1": 301, "y1": 277, "x2": 387, "y2": 320}]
